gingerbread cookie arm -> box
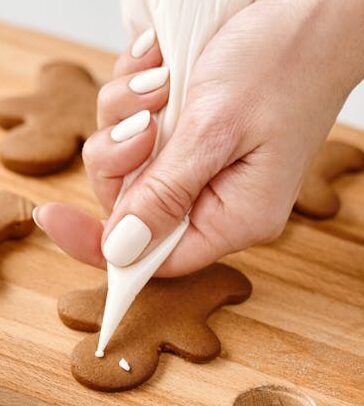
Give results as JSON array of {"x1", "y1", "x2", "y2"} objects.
[
  {"x1": 0, "y1": 62, "x2": 98, "y2": 175},
  {"x1": 0, "y1": 96, "x2": 35, "y2": 129},
  {"x1": 316, "y1": 142, "x2": 364, "y2": 180},
  {"x1": 58, "y1": 284, "x2": 106, "y2": 332},
  {"x1": 179, "y1": 264, "x2": 253, "y2": 318},
  {"x1": 1, "y1": 122, "x2": 85, "y2": 175},
  {"x1": 0, "y1": 191, "x2": 35, "y2": 243},
  {"x1": 295, "y1": 141, "x2": 364, "y2": 218}
]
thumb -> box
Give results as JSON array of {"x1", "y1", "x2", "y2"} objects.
[{"x1": 101, "y1": 101, "x2": 232, "y2": 268}]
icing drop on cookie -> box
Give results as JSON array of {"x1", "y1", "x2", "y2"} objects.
[
  {"x1": 119, "y1": 358, "x2": 131, "y2": 372},
  {"x1": 95, "y1": 349, "x2": 104, "y2": 358}
]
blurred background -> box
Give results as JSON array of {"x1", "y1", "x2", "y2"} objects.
[{"x1": 0, "y1": 0, "x2": 363, "y2": 130}]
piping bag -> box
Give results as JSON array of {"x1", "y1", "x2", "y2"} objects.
[{"x1": 95, "y1": 0, "x2": 253, "y2": 358}]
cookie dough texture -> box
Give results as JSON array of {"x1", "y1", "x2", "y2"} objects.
[
  {"x1": 0, "y1": 62, "x2": 99, "y2": 175},
  {"x1": 58, "y1": 263, "x2": 252, "y2": 392},
  {"x1": 0, "y1": 190, "x2": 34, "y2": 242}
]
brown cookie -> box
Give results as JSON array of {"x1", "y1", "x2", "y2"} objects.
[
  {"x1": 0, "y1": 61, "x2": 99, "y2": 175},
  {"x1": 295, "y1": 141, "x2": 364, "y2": 219},
  {"x1": 58, "y1": 263, "x2": 252, "y2": 392},
  {"x1": 233, "y1": 385, "x2": 315, "y2": 406},
  {"x1": 0, "y1": 190, "x2": 34, "y2": 242}
]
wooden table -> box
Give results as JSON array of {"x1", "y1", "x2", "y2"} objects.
[{"x1": 0, "y1": 22, "x2": 363, "y2": 406}]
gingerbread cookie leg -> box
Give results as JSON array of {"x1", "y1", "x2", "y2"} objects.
[
  {"x1": 162, "y1": 323, "x2": 221, "y2": 362},
  {"x1": 58, "y1": 264, "x2": 252, "y2": 392},
  {"x1": 295, "y1": 141, "x2": 364, "y2": 219}
]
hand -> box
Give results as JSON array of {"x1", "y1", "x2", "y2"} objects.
[{"x1": 35, "y1": 0, "x2": 364, "y2": 276}]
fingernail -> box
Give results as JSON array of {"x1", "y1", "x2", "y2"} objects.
[
  {"x1": 129, "y1": 67, "x2": 169, "y2": 94},
  {"x1": 32, "y1": 206, "x2": 44, "y2": 230},
  {"x1": 111, "y1": 110, "x2": 151, "y2": 142},
  {"x1": 103, "y1": 214, "x2": 152, "y2": 267},
  {"x1": 131, "y1": 28, "x2": 156, "y2": 58}
]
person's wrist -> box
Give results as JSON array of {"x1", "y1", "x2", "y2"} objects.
[
  {"x1": 275, "y1": 0, "x2": 363, "y2": 91},
  {"x1": 325, "y1": 0, "x2": 364, "y2": 86}
]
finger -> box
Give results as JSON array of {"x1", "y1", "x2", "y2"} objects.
[
  {"x1": 33, "y1": 203, "x2": 106, "y2": 269},
  {"x1": 100, "y1": 97, "x2": 239, "y2": 269},
  {"x1": 82, "y1": 111, "x2": 157, "y2": 212},
  {"x1": 112, "y1": 28, "x2": 162, "y2": 78},
  {"x1": 97, "y1": 66, "x2": 169, "y2": 129}
]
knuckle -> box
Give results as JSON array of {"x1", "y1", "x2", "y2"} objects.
[{"x1": 142, "y1": 173, "x2": 193, "y2": 220}]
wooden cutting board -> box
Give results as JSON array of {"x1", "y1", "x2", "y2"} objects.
[{"x1": 0, "y1": 22, "x2": 363, "y2": 406}]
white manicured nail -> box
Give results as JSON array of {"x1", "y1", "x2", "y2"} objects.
[
  {"x1": 111, "y1": 110, "x2": 151, "y2": 142},
  {"x1": 103, "y1": 214, "x2": 152, "y2": 267},
  {"x1": 131, "y1": 28, "x2": 156, "y2": 58},
  {"x1": 129, "y1": 67, "x2": 169, "y2": 94}
]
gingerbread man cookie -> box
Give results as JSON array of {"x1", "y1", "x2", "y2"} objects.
[
  {"x1": 58, "y1": 263, "x2": 252, "y2": 392},
  {"x1": 0, "y1": 62, "x2": 99, "y2": 175},
  {"x1": 295, "y1": 141, "x2": 364, "y2": 219},
  {"x1": 0, "y1": 190, "x2": 34, "y2": 242}
]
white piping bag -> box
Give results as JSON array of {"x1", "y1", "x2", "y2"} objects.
[{"x1": 96, "y1": 0, "x2": 253, "y2": 357}]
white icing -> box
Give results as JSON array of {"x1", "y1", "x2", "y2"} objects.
[
  {"x1": 96, "y1": 0, "x2": 254, "y2": 357},
  {"x1": 119, "y1": 358, "x2": 131, "y2": 372},
  {"x1": 95, "y1": 349, "x2": 104, "y2": 358}
]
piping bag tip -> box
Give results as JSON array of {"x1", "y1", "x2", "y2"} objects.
[{"x1": 96, "y1": 216, "x2": 190, "y2": 357}]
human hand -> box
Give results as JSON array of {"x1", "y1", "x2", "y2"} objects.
[{"x1": 34, "y1": 0, "x2": 364, "y2": 276}]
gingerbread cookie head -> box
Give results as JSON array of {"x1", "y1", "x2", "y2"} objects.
[
  {"x1": 0, "y1": 190, "x2": 34, "y2": 243},
  {"x1": 295, "y1": 141, "x2": 364, "y2": 219},
  {"x1": 0, "y1": 61, "x2": 99, "y2": 175},
  {"x1": 58, "y1": 263, "x2": 252, "y2": 391}
]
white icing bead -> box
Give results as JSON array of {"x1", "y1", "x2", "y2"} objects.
[
  {"x1": 119, "y1": 358, "x2": 131, "y2": 372},
  {"x1": 95, "y1": 349, "x2": 104, "y2": 358}
]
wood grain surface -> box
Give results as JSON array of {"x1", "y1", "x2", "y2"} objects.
[{"x1": 0, "y1": 22, "x2": 363, "y2": 406}]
